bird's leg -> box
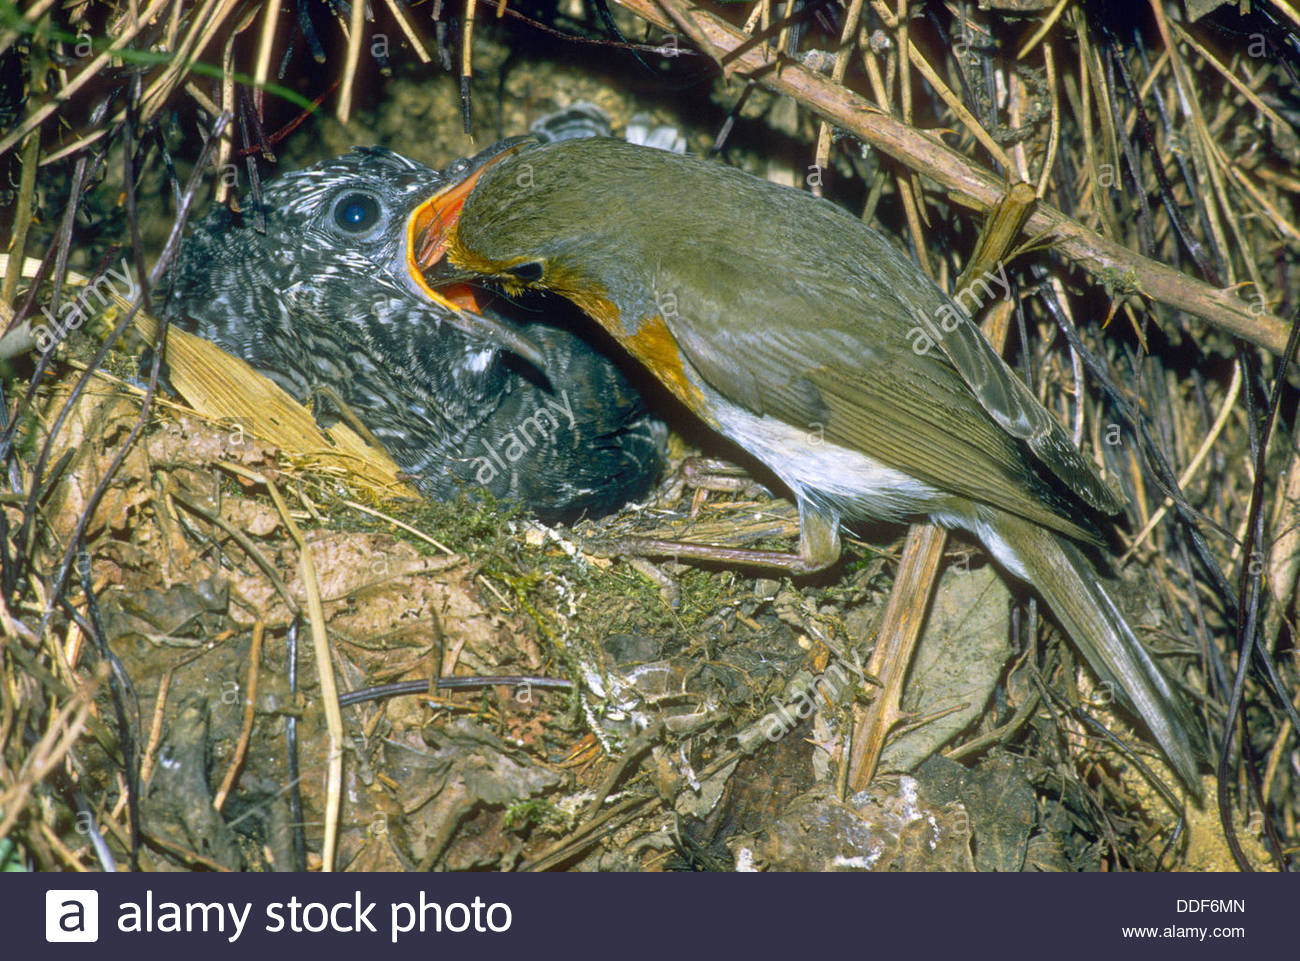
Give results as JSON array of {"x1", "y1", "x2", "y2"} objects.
[{"x1": 600, "y1": 501, "x2": 841, "y2": 575}]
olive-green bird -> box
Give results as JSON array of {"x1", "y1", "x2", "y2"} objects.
[{"x1": 413, "y1": 135, "x2": 1205, "y2": 792}]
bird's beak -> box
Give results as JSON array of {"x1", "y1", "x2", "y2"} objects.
[
  {"x1": 404, "y1": 139, "x2": 542, "y2": 368},
  {"x1": 408, "y1": 136, "x2": 533, "y2": 276},
  {"x1": 403, "y1": 266, "x2": 545, "y2": 370}
]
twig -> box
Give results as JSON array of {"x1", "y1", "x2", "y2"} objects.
[
  {"x1": 1, "y1": 132, "x2": 40, "y2": 311},
  {"x1": 811, "y1": 0, "x2": 865, "y2": 194},
  {"x1": 138, "y1": 669, "x2": 173, "y2": 792},
  {"x1": 460, "y1": 0, "x2": 477, "y2": 133},
  {"x1": 264, "y1": 476, "x2": 343, "y2": 873},
  {"x1": 339, "y1": 498, "x2": 457, "y2": 557},
  {"x1": 1122, "y1": 364, "x2": 1242, "y2": 560},
  {"x1": 253, "y1": 0, "x2": 280, "y2": 112},
  {"x1": 1016, "y1": 0, "x2": 1071, "y2": 61},
  {"x1": 214, "y1": 620, "x2": 264, "y2": 812},
  {"x1": 381, "y1": 0, "x2": 431, "y2": 64},
  {"x1": 846, "y1": 523, "x2": 946, "y2": 792},
  {"x1": 337, "y1": 0, "x2": 367, "y2": 123}
]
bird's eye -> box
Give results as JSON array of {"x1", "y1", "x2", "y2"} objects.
[
  {"x1": 505, "y1": 261, "x2": 545, "y2": 283},
  {"x1": 332, "y1": 192, "x2": 382, "y2": 233}
]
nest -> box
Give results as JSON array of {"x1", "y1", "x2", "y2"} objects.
[{"x1": 0, "y1": 0, "x2": 1296, "y2": 872}]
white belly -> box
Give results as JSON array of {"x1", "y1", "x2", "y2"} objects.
[{"x1": 702, "y1": 383, "x2": 942, "y2": 522}]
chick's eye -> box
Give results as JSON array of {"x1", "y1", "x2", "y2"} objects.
[{"x1": 332, "y1": 192, "x2": 381, "y2": 232}]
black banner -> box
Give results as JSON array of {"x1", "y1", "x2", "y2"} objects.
[{"x1": 3, "y1": 871, "x2": 1284, "y2": 958}]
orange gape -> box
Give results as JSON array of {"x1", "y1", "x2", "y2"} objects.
[
  {"x1": 410, "y1": 139, "x2": 532, "y2": 272},
  {"x1": 441, "y1": 285, "x2": 484, "y2": 313}
]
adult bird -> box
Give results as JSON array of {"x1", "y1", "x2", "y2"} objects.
[
  {"x1": 413, "y1": 135, "x2": 1205, "y2": 791},
  {"x1": 164, "y1": 146, "x2": 665, "y2": 521}
]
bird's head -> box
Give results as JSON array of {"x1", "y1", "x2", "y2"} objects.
[
  {"x1": 234, "y1": 146, "x2": 545, "y2": 369},
  {"x1": 413, "y1": 138, "x2": 650, "y2": 336}
]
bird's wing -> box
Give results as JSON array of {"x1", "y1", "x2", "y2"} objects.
[
  {"x1": 923, "y1": 298, "x2": 1123, "y2": 514},
  {"x1": 665, "y1": 274, "x2": 1103, "y2": 544}
]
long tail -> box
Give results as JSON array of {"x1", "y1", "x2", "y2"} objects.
[{"x1": 978, "y1": 509, "x2": 1205, "y2": 794}]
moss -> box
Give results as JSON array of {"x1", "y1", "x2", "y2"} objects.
[{"x1": 503, "y1": 798, "x2": 565, "y2": 833}]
